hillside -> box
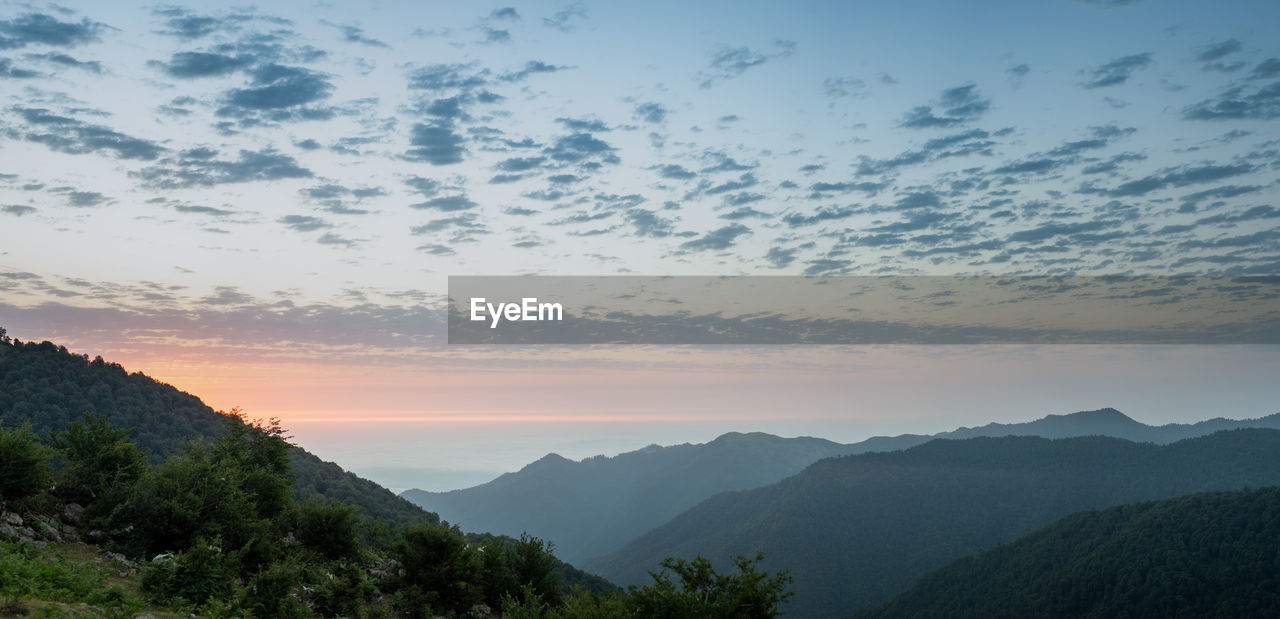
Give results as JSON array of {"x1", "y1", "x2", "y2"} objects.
[
  {"x1": 860, "y1": 487, "x2": 1280, "y2": 617},
  {"x1": 586, "y1": 430, "x2": 1280, "y2": 618},
  {"x1": 402, "y1": 431, "x2": 855, "y2": 564},
  {"x1": 404, "y1": 407, "x2": 1280, "y2": 565},
  {"x1": 0, "y1": 337, "x2": 432, "y2": 528}
]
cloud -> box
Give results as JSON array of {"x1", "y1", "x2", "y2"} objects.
[
  {"x1": 407, "y1": 63, "x2": 489, "y2": 91},
  {"x1": 1079, "y1": 53, "x2": 1151, "y2": 88},
  {"x1": 62, "y1": 191, "x2": 108, "y2": 207},
  {"x1": 500, "y1": 60, "x2": 567, "y2": 82},
  {"x1": 151, "y1": 7, "x2": 259, "y2": 40},
  {"x1": 405, "y1": 123, "x2": 467, "y2": 165},
  {"x1": 495, "y1": 156, "x2": 547, "y2": 173},
  {"x1": 544, "y1": 132, "x2": 618, "y2": 165},
  {"x1": 1, "y1": 204, "x2": 36, "y2": 216},
  {"x1": 634, "y1": 102, "x2": 668, "y2": 124},
  {"x1": 543, "y1": 3, "x2": 587, "y2": 32},
  {"x1": 823, "y1": 76, "x2": 868, "y2": 100},
  {"x1": 217, "y1": 64, "x2": 335, "y2": 121},
  {"x1": 325, "y1": 21, "x2": 388, "y2": 47},
  {"x1": 1103, "y1": 163, "x2": 1256, "y2": 197},
  {"x1": 317, "y1": 232, "x2": 358, "y2": 247},
  {"x1": 655, "y1": 164, "x2": 696, "y2": 180},
  {"x1": 10, "y1": 107, "x2": 165, "y2": 160},
  {"x1": 901, "y1": 84, "x2": 990, "y2": 128},
  {"x1": 0, "y1": 13, "x2": 104, "y2": 49},
  {"x1": 152, "y1": 51, "x2": 252, "y2": 78},
  {"x1": 134, "y1": 148, "x2": 312, "y2": 188},
  {"x1": 1195, "y1": 39, "x2": 1243, "y2": 72},
  {"x1": 721, "y1": 207, "x2": 772, "y2": 220},
  {"x1": 679, "y1": 223, "x2": 752, "y2": 251},
  {"x1": 782, "y1": 206, "x2": 856, "y2": 228},
  {"x1": 698, "y1": 40, "x2": 795, "y2": 88},
  {"x1": 1007, "y1": 63, "x2": 1030, "y2": 85},
  {"x1": 705, "y1": 173, "x2": 757, "y2": 195},
  {"x1": 173, "y1": 204, "x2": 234, "y2": 216},
  {"x1": 625, "y1": 208, "x2": 675, "y2": 238},
  {"x1": 279, "y1": 214, "x2": 331, "y2": 232},
  {"x1": 411, "y1": 195, "x2": 478, "y2": 211},
  {"x1": 1183, "y1": 81, "x2": 1280, "y2": 120},
  {"x1": 26, "y1": 52, "x2": 102, "y2": 73},
  {"x1": 1008, "y1": 219, "x2": 1121, "y2": 243},
  {"x1": 764, "y1": 247, "x2": 797, "y2": 268},
  {"x1": 0, "y1": 57, "x2": 39, "y2": 78}
]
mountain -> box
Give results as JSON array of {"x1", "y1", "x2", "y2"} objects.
[
  {"x1": 854, "y1": 406, "x2": 1280, "y2": 453},
  {"x1": 0, "y1": 337, "x2": 432, "y2": 528},
  {"x1": 585, "y1": 430, "x2": 1280, "y2": 618},
  {"x1": 402, "y1": 431, "x2": 853, "y2": 564},
  {"x1": 403, "y1": 407, "x2": 1280, "y2": 565},
  {"x1": 859, "y1": 487, "x2": 1280, "y2": 617}
]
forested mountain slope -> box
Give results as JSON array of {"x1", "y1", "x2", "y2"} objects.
[
  {"x1": 587, "y1": 430, "x2": 1280, "y2": 618},
  {"x1": 860, "y1": 487, "x2": 1280, "y2": 618}
]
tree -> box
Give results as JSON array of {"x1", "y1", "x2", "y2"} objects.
[
  {"x1": 507, "y1": 533, "x2": 563, "y2": 608},
  {"x1": 628, "y1": 552, "x2": 794, "y2": 619},
  {"x1": 0, "y1": 422, "x2": 54, "y2": 503},
  {"x1": 296, "y1": 497, "x2": 360, "y2": 560},
  {"x1": 393, "y1": 521, "x2": 484, "y2": 617},
  {"x1": 49, "y1": 412, "x2": 147, "y2": 509}
]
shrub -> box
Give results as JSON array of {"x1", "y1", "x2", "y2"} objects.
[
  {"x1": 296, "y1": 497, "x2": 360, "y2": 561},
  {"x1": 0, "y1": 422, "x2": 54, "y2": 503}
]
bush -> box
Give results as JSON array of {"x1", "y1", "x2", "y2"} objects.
[
  {"x1": 393, "y1": 521, "x2": 484, "y2": 617},
  {"x1": 141, "y1": 538, "x2": 239, "y2": 607},
  {"x1": 48, "y1": 413, "x2": 146, "y2": 512},
  {"x1": 296, "y1": 497, "x2": 360, "y2": 561},
  {"x1": 0, "y1": 422, "x2": 54, "y2": 503}
]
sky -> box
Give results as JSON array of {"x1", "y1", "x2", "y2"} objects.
[{"x1": 1, "y1": 0, "x2": 1277, "y2": 491}]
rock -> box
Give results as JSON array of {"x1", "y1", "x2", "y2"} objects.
[
  {"x1": 63, "y1": 503, "x2": 84, "y2": 524},
  {"x1": 3, "y1": 511, "x2": 21, "y2": 526},
  {"x1": 152, "y1": 552, "x2": 174, "y2": 564},
  {"x1": 36, "y1": 518, "x2": 62, "y2": 542}
]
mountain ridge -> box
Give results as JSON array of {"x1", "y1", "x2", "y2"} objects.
[
  {"x1": 587, "y1": 429, "x2": 1280, "y2": 618},
  {"x1": 402, "y1": 407, "x2": 1280, "y2": 565}
]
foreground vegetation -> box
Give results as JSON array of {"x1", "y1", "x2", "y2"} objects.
[{"x1": 0, "y1": 330, "x2": 793, "y2": 617}]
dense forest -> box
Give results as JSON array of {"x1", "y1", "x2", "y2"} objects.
[
  {"x1": 589, "y1": 430, "x2": 1280, "y2": 617},
  {"x1": 860, "y1": 487, "x2": 1280, "y2": 617},
  {"x1": 0, "y1": 335, "x2": 426, "y2": 528},
  {"x1": 0, "y1": 330, "x2": 794, "y2": 616}
]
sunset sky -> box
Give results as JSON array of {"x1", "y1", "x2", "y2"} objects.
[{"x1": 1, "y1": 0, "x2": 1277, "y2": 490}]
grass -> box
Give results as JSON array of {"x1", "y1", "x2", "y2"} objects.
[{"x1": 0, "y1": 539, "x2": 180, "y2": 618}]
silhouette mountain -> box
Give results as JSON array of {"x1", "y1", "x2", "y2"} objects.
[
  {"x1": 402, "y1": 408, "x2": 1280, "y2": 565},
  {"x1": 586, "y1": 429, "x2": 1280, "y2": 618}
]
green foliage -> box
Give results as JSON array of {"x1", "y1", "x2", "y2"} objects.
[
  {"x1": 238, "y1": 557, "x2": 309, "y2": 618},
  {"x1": 296, "y1": 497, "x2": 361, "y2": 561},
  {"x1": 48, "y1": 412, "x2": 146, "y2": 515},
  {"x1": 861, "y1": 486, "x2": 1280, "y2": 618},
  {"x1": 0, "y1": 337, "x2": 437, "y2": 528},
  {"x1": 107, "y1": 442, "x2": 264, "y2": 559},
  {"x1": 0, "y1": 540, "x2": 139, "y2": 611},
  {"x1": 141, "y1": 538, "x2": 240, "y2": 607},
  {"x1": 628, "y1": 553, "x2": 793, "y2": 619},
  {"x1": 0, "y1": 422, "x2": 54, "y2": 504},
  {"x1": 393, "y1": 521, "x2": 485, "y2": 616},
  {"x1": 507, "y1": 533, "x2": 563, "y2": 608}
]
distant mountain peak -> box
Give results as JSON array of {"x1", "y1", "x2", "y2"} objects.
[{"x1": 520, "y1": 452, "x2": 572, "y2": 472}]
